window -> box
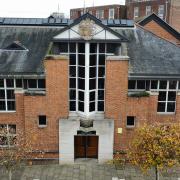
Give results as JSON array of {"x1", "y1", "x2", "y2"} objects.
[
  {"x1": 134, "y1": 7, "x2": 139, "y2": 18},
  {"x1": 0, "y1": 79, "x2": 15, "y2": 111},
  {"x1": 96, "y1": 10, "x2": 104, "y2": 19},
  {"x1": 127, "y1": 116, "x2": 135, "y2": 128},
  {"x1": 109, "y1": 8, "x2": 114, "y2": 19},
  {"x1": 23, "y1": 79, "x2": 45, "y2": 90},
  {"x1": 67, "y1": 42, "x2": 114, "y2": 115},
  {"x1": 146, "y1": 6, "x2": 151, "y2": 16},
  {"x1": 38, "y1": 115, "x2": 47, "y2": 127},
  {"x1": 158, "y1": 5, "x2": 164, "y2": 19},
  {"x1": 157, "y1": 81, "x2": 177, "y2": 113},
  {"x1": 0, "y1": 124, "x2": 16, "y2": 147}
]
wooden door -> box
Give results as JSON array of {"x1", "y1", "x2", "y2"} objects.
[{"x1": 74, "y1": 136, "x2": 98, "y2": 159}]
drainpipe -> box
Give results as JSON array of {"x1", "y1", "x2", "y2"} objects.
[{"x1": 165, "y1": 0, "x2": 168, "y2": 22}]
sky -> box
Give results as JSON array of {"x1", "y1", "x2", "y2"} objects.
[{"x1": 0, "y1": 0, "x2": 125, "y2": 18}]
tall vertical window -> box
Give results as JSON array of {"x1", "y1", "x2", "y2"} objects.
[
  {"x1": 109, "y1": 8, "x2": 115, "y2": 19},
  {"x1": 0, "y1": 79, "x2": 15, "y2": 111},
  {"x1": 59, "y1": 42, "x2": 121, "y2": 116},
  {"x1": 146, "y1": 6, "x2": 151, "y2": 16},
  {"x1": 134, "y1": 7, "x2": 139, "y2": 18},
  {"x1": 96, "y1": 10, "x2": 104, "y2": 19},
  {"x1": 157, "y1": 81, "x2": 177, "y2": 113},
  {"x1": 158, "y1": 5, "x2": 164, "y2": 19}
]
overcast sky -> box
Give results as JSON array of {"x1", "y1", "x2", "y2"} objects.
[{"x1": 0, "y1": 0, "x2": 125, "y2": 18}]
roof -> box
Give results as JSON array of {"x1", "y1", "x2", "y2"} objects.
[
  {"x1": 0, "y1": 26, "x2": 62, "y2": 76},
  {"x1": 114, "y1": 26, "x2": 180, "y2": 77},
  {"x1": 138, "y1": 13, "x2": 180, "y2": 40},
  {"x1": 0, "y1": 17, "x2": 134, "y2": 28},
  {"x1": 0, "y1": 13, "x2": 179, "y2": 78}
]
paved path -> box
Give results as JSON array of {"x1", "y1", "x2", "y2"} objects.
[{"x1": 0, "y1": 162, "x2": 179, "y2": 180}]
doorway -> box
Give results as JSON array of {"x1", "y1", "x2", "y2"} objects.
[{"x1": 74, "y1": 135, "x2": 98, "y2": 159}]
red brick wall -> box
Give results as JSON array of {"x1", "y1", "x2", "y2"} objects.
[
  {"x1": 0, "y1": 56, "x2": 69, "y2": 159},
  {"x1": 143, "y1": 20, "x2": 180, "y2": 44},
  {"x1": 169, "y1": 0, "x2": 180, "y2": 31},
  {"x1": 105, "y1": 56, "x2": 180, "y2": 151}
]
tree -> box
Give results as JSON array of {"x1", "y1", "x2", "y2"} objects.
[
  {"x1": 128, "y1": 123, "x2": 180, "y2": 180},
  {"x1": 0, "y1": 125, "x2": 34, "y2": 180}
]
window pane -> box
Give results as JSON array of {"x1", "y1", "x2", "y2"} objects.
[
  {"x1": 90, "y1": 91, "x2": 95, "y2": 101},
  {"x1": 99, "y1": 54, "x2": 105, "y2": 65},
  {"x1": 0, "y1": 79, "x2": 4, "y2": 88},
  {"x1": 23, "y1": 79, "x2": 28, "y2": 89},
  {"x1": 70, "y1": 78, "x2": 76, "y2": 88},
  {"x1": 146, "y1": 80, "x2": 150, "y2": 91},
  {"x1": 98, "y1": 78, "x2": 104, "y2": 89},
  {"x1": 99, "y1": 43, "x2": 105, "y2": 53},
  {"x1": 70, "y1": 101, "x2": 76, "y2": 111},
  {"x1": 89, "y1": 102, "x2": 95, "y2": 112},
  {"x1": 78, "y1": 101, "x2": 84, "y2": 112},
  {"x1": 107, "y1": 43, "x2": 121, "y2": 55},
  {"x1": 90, "y1": 55, "x2": 96, "y2": 66},
  {"x1": 70, "y1": 43, "x2": 76, "y2": 53},
  {"x1": 78, "y1": 78, "x2": 85, "y2": 90},
  {"x1": 98, "y1": 90, "x2": 104, "y2": 100},
  {"x1": 169, "y1": 81, "x2": 177, "y2": 89},
  {"x1": 151, "y1": 80, "x2": 158, "y2": 89},
  {"x1": 70, "y1": 54, "x2": 76, "y2": 65},
  {"x1": 78, "y1": 67, "x2": 85, "y2": 78},
  {"x1": 89, "y1": 79, "x2": 96, "y2": 90},
  {"x1": 28, "y1": 79, "x2": 37, "y2": 88},
  {"x1": 90, "y1": 67, "x2": 96, "y2": 78},
  {"x1": 78, "y1": 43, "x2": 85, "y2": 53},
  {"x1": 0, "y1": 90, "x2": 5, "y2": 99},
  {"x1": 98, "y1": 67, "x2": 105, "y2": 77},
  {"x1": 0, "y1": 101, "x2": 5, "y2": 110},
  {"x1": 90, "y1": 43, "x2": 97, "y2": 53},
  {"x1": 78, "y1": 91, "x2": 84, "y2": 101},
  {"x1": 8, "y1": 125, "x2": 16, "y2": 134},
  {"x1": 69, "y1": 90, "x2": 76, "y2": 100},
  {"x1": 70, "y1": 66, "x2": 76, "y2": 77},
  {"x1": 7, "y1": 90, "x2": 15, "y2": 99},
  {"x1": 168, "y1": 91, "x2": 176, "y2": 101},
  {"x1": 7, "y1": 101, "x2": 15, "y2": 111},
  {"x1": 159, "y1": 81, "x2": 167, "y2": 89},
  {"x1": 59, "y1": 42, "x2": 68, "y2": 53},
  {"x1": 128, "y1": 80, "x2": 136, "y2": 89},
  {"x1": 98, "y1": 101, "x2": 104, "y2": 111},
  {"x1": 38, "y1": 79, "x2": 45, "y2": 89},
  {"x1": 6, "y1": 79, "x2": 14, "y2": 88},
  {"x1": 127, "y1": 116, "x2": 135, "y2": 126},
  {"x1": 167, "y1": 102, "x2": 175, "y2": 112},
  {"x1": 16, "y1": 79, "x2": 22, "y2": 88},
  {"x1": 179, "y1": 81, "x2": 180, "y2": 89},
  {"x1": 0, "y1": 136, "x2": 7, "y2": 146},
  {"x1": 78, "y1": 54, "x2": 85, "y2": 66},
  {"x1": 137, "y1": 80, "x2": 145, "y2": 89},
  {"x1": 157, "y1": 102, "x2": 166, "y2": 112},
  {"x1": 158, "y1": 91, "x2": 166, "y2": 101}
]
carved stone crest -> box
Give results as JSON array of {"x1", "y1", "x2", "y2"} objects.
[{"x1": 78, "y1": 18, "x2": 96, "y2": 40}]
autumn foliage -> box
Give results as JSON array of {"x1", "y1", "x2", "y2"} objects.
[{"x1": 128, "y1": 123, "x2": 180, "y2": 179}]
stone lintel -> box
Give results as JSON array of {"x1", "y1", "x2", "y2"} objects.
[
  {"x1": 106, "y1": 55, "x2": 129, "y2": 61},
  {"x1": 44, "y1": 55, "x2": 69, "y2": 60}
]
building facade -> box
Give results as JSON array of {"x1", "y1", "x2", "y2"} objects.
[
  {"x1": 70, "y1": 5, "x2": 127, "y2": 20},
  {"x1": 126, "y1": 0, "x2": 180, "y2": 31},
  {"x1": 0, "y1": 13, "x2": 179, "y2": 163}
]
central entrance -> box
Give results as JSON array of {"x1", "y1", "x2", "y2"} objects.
[{"x1": 74, "y1": 135, "x2": 98, "y2": 159}]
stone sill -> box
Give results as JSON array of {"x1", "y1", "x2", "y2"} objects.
[{"x1": 24, "y1": 90, "x2": 46, "y2": 96}]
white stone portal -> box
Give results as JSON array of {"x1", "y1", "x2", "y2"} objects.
[{"x1": 59, "y1": 118, "x2": 114, "y2": 164}]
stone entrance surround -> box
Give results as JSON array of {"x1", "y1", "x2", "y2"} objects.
[{"x1": 59, "y1": 118, "x2": 114, "y2": 163}]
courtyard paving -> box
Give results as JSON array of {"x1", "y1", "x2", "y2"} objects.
[{"x1": 0, "y1": 161, "x2": 179, "y2": 180}]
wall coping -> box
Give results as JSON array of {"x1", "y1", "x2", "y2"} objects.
[
  {"x1": 178, "y1": 92, "x2": 180, "y2": 96},
  {"x1": 106, "y1": 55, "x2": 129, "y2": 61},
  {"x1": 14, "y1": 88, "x2": 25, "y2": 94},
  {"x1": 150, "y1": 91, "x2": 159, "y2": 96},
  {"x1": 44, "y1": 55, "x2": 69, "y2": 60}
]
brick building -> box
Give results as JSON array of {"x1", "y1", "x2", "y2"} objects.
[
  {"x1": 138, "y1": 13, "x2": 180, "y2": 45},
  {"x1": 0, "y1": 13, "x2": 179, "y2": 163},
  {"x1": 70, "y1": 4, "x2": 127, "y2": 20},
  {"x1": 126, "y1": 0, "x2": 180, "y2": 31}
]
